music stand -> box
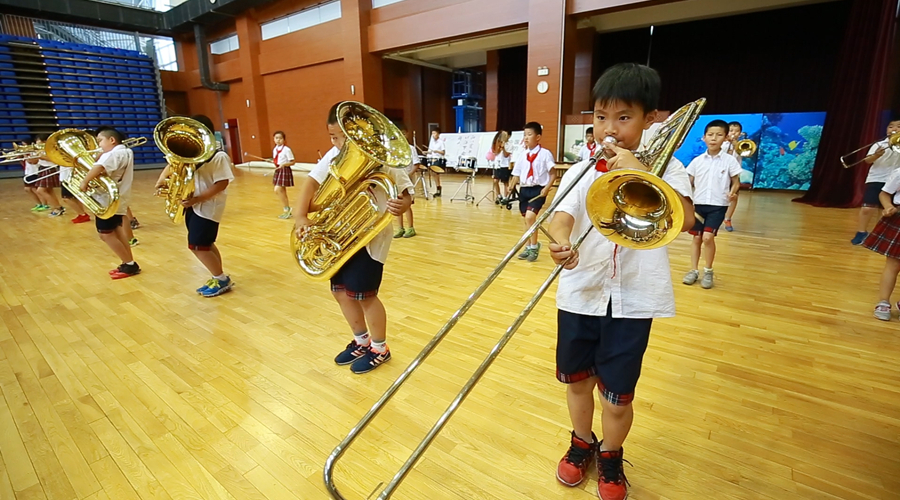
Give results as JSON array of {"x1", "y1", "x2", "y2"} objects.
[
  {"x1": 450, "y1": 157, "x2": 477, "y2": 203},
  {"x1": 412, "y1": 166, "x2": 433, "y2": 200}
]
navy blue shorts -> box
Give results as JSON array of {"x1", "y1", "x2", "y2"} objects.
[
  {"x1": 556, "y1": 303, "x2": 652, "y2": 406},
  {"x1": 690, "y1": 204, "x2": 728, "y2": 236},
  {"x1": 185, "y1": 207, "x2": 219, "y2": 250},
  {"x1": 518, "y1": 185, "x2": 545, "y2": 215},
  {"x1": 330, "y1": 248, "x2": 383, "y2": 300},
  {"x1": 864, "y1": 182, "x2": 886, "y2": 207},
  {"x1": 95, "y1": 214, "x2": 124, "y2": 233}
]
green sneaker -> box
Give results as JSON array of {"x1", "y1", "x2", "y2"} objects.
[
  {"x1": 33, "y1": 204, "x2": 50, "y2": 212},
  {"x1": 277, "y1": 210, "x2": 293, "y2": 220},
  {"x1": 129, "y1": 238, "x2": 140, "y2": 247},
  {"x1": 403, "y1": 227, "x2": 417, "y2": 238},
  {"x1": 393, "y1": 227, "x2": 405, "y2": 238}
]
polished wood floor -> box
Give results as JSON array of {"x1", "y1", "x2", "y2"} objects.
[{"x1": 0, "y1": 169, "x2": 897, "y2": 500}]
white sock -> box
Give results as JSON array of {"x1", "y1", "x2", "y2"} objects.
[
  {"x1": 704, "y1": 267, "x2": 713, "y2": 273},
  {"x1": 354, "y1": 332, "x2": 370, "y2": 346},
  {"x1": 214, "y1": 274, "x2": 227, "y2": 281},
  {"x1": 126, "y1": 261, "x2": 135, "y2": 266},
  {"x1": 283, "y1": 206, "x2": 291, "y2": 212},
  {"x1": 370, "y1": 340, "x2": 387, "y2": 354}
]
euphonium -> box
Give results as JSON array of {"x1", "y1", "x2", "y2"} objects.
[
  {"x1": 585, "y1": 98, "x2": 706, "y2": 249},
  {"x1": 154, "y1": 117, "x2": 218, "y2": 224},
  {"x1": 291, "y1": 101, "x2": 411, "y2": 281},
  {"x1": 44, "y1": 129, "x2": 120, "y2": 219}
]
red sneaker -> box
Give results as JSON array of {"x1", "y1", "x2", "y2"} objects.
[
  {"x1": 556, "y1": 431, "x2": 597, "y2": 487},
  {"x1": 597, "y1": 446, "x2": 630, "y2": 500},
  {"x1": 71, "y1": 214, "x2": 91, "y2": 224}
]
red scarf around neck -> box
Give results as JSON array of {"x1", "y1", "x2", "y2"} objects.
[
  {"x1": 586, "y1": 141, "x2": 597, "y2": 157},
  {"x1": 274, "y1": 145, "x2": 285, "y2": 167},
  {"x1": 526, "y1": 146, "x2": 542, "y2": 181}
]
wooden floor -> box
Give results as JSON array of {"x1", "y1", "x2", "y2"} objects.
[{"x1": 0, "y1": 168, "x2": 897, "y2": 500}]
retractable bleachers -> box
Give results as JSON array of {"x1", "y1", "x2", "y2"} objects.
[{"x1": 0, "y1": 34, "x2": 164, "y2": 173}]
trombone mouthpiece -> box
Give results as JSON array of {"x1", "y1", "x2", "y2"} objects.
[{"x1": 600, "y1": 136, "x2": 617, "y2": 159}]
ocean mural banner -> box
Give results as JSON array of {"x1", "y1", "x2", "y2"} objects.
[{"x1": 673, "y1": 112, "x2": 825, "y2": 191}]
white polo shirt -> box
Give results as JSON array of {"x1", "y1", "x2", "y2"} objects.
[
  {"x1": 272, "y1": 145, "x2": 294, "y2": 169},
  {"x1": 512, "y1": 146, "x2": 555, "y2": 187},
  {"x1": 880, "y1": 168, "x2": 900, "y2": 205},
  {"x1": 309, "y1": 149, "x2": 414, "y2": 264},
  {"x1": 94, "y1": 144, "x2": 133, "y2": 216},
  {"x1": 865, "y1": 141, "x2": 900, "y2": 183},
  {"x1": 685, "y1": 149, "x2": 743, "y2": 206},
  {"x1": 553, "y1": 157, "x2": 693, "y2": 318},
  {"x1": 192, "y1": 151, "x2": 234, "y2": 222},
  {"x1": 406, "y1": 145, "x2": 422, "y2": 175},
  {"x1": 428, "y1": 137, "x2": 446, "y2": 159},
  {"x1": 579, "y1": 142, "x2": 599, "y2": 161}
]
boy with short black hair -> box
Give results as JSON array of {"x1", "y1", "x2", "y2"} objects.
[
  {"x1": 683, "y1": 119, "x2": 742, "y2": 289},
  {"x1": 156, "y1": 115, "x2": 235, "y2": 297},
  {"x1": 294, "y1": 103, "x2": 414, "y2": 374},
  {"x1": 509, "y1": 121, "x2": 557, "y2": 262},
  {"x1": 548, "y1": 62, "x2": 694, "y2": 500},
  {"x1": 81, "y1": 126, "x2": 139, "y2": 279},
  {"x1": 426, "y1": 127, "x2": 445, "y2": 197},
  {"x1": 722, "y1": 120, "x2": 744, "y2": 231},
  {"x1": 578, "y1": 126, "x2": 598, "y2": 161},
  {"x1": 852, "y1": 117, "x2": 900, "y2": 245}
]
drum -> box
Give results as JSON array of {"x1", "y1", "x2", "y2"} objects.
[
  {"x1": 429, "y1": 157, "x2": 446, "y2": 173},
  {"x1": 458, "y1": 157, "x2": 477, "y2": 173}
]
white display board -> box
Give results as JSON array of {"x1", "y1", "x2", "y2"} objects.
[{"x1": 418, "y1": 131, "x2": 525, "y2": 169}]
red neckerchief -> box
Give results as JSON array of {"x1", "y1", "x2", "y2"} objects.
[
  {"x1": 273, "y1": 145, "x2": 285, "y2": 167},
  {"x1": 526, "y1": 146, "x2": 542, "y2": 182},
  {"x1": 586, "y1": 141, "x2": 597, "y2": 157},
  {"x1": 595, "y1": 158, "x2": 609, "y2": 172}
]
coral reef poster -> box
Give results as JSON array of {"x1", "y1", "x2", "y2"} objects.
[
  {"x1": 673, "y1": 113, "x2": 762, "y2": 187},
  {"x1": 752, "y1": 112, "x2": 825, "y2": 190}
]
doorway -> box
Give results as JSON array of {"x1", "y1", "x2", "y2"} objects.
[{"x1": 225, "y1": 119, "x2": 242, "y2": 162}]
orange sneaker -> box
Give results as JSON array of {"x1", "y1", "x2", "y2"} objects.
[
  {"x1": 556, "y1": 431, "x2": 597, "y2": 487},
  {"x1": 597, "y1": 445, "x2": 630, "y2": 500}
]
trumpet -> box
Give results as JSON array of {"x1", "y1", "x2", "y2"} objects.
[
  {"x1": 841, "y1": 131, "x2": 900, "y2": 168},
  {"x1": 323, "y1": 98, "x2": 706, "y2": 500}
]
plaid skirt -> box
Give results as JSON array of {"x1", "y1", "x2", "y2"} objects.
[
  {"x1": 272, "y1": 166, "x2": 294, "y2": 187},
  {"x1": 863, "y1": 213, "x2": 900, "y2": 259},
  {"x1": 34, "y1": 166, "x2": 60, "y2": 188}
]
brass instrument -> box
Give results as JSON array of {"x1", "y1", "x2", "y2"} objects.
[
  {"x1": 0, "y1": 142, "x2": 44, "y2": 163},
  {"x1": 25, "y1": 136, "x2": 148, "y2": 184},
  {"x1": 291, "y1": 101, "x2": 411, "y2": 281},
  {"x1": 841, "y1": 131, "x2": 900, "y2": 168},
  {"x1": 323, "y1": 99, "x2": 706, "y2": 500},
  {"x1": 154, "y1": 117, "x2": 218, "y2": 224},
  {"x1": 43, "y1": 129, "x2": 120, "y2": 219},
  {"x1": 734, "y1": 133, "x2": 757, "y2": 158}
]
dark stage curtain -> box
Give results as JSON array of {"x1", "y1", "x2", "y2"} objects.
[
  {"x1": 796, "y1": 0, "x2": 899, "y2": 207},
  {"x1": 594, "y1": 2, "x2": 851, "y2": 114},
  {"x1": 497, "y1": 46, "x2": 527, "y2": 132}
]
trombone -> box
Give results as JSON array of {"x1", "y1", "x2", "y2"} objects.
[
  {"x1": 323, "y1": 98, "x2": 706, "y2": 500},
  {"x1": 841, "y1": 132, "x2": 900, "y2": 168},
  {"x1": 0, "y1": 142, "x2": 43, "y2": 163}
]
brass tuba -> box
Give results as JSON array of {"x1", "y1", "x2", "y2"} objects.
[
  {"x1": 154, "y1": 117, "x2": 218, "y2": 224},
  {"x1": 291, "y1": 101, "x2": 411, "y2": 281},
  {"x1": 585, "y1": 98, "x2": 705, "y2": 249},
  {"x1": 44, "y1": 129, "x2": 120, "y2": 219}
]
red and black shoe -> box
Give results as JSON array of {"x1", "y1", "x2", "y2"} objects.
[
  {"x1": 556, "y1": 431, "x2": 597, "y2": 487},
  {"x1": 110, "y1": 262, "x2": 141, "y2": 280},
  {"x1": 597, "y1": 444, "x2": 631, "y2": 500}
]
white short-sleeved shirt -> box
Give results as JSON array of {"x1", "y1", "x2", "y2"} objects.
[
  {"x1": 23, "y1": 160, "x2": 38, "y2": 176},
  {"x1": 309, "y1": 148, "x2": 414, "y2": 264},
  {"x1": 488, "y1": 149, "x2": 511, "y2": 169},
  {"x1": 880, "y1": 168, "x2": 900, "y2": 205},
  {"x1": 553, "y1": 158, "x2": 693, "y2": 318},
  {"x1": 273, "y1": 145, "x2": 295, "y2": 169},
  {"x1": 685, "y1": 149, "x2": 743, "y2": 206},
  {"x1": 94, "y1": 145, "x2": 133, "y2": 215},
  {"x1": 722, "y1": 140, "x2": 743, "y2": 164},
  {"x1": 192, "y1": 151, "x2": 234, "y2": 222},
  {"x1": 865, "y1": 141, "x2": 900, "y2": 183},
  {"x1": 579, "y1": 142, "x2": 599, "y2": 162},
  {"x1": 512, "y1": 146, "x2": 555, "y2": 187},
  {"x1": 428, "y1": 137, "x2": 446, "y2": 159},
  {"x1": 406, "y1": 145, "x2": 422, "y2": 175}
]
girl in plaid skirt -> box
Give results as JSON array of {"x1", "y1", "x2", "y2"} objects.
[
  {"x1": 863, "y1": 168, "x2": 900, "y2": 320},
  {"x1": 271, "y1": 131, "x2": 296, "y2": 219},
  {"x1": 26, "y1": 135, "x2": 64, "y2": 215}
]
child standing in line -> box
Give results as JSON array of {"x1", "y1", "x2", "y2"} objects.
[{"x1": 272, "y1": 131, "x2": 297, "y2": 219}]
